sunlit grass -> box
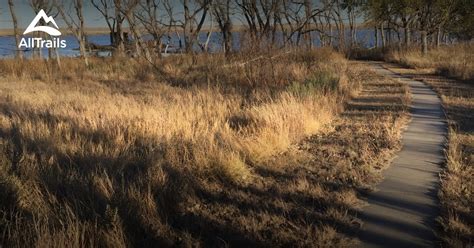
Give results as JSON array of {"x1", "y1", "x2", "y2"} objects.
[{"x1": 0, "y1": 49, "x2": 361, "y2": 246}]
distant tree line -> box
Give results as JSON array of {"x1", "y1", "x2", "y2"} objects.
[
  {"x1": 83, "y1": 0, "x2": 368, "y2": 58},
  {"x1": 4, "y1": 0, "x2": 473, "y2": 64},
  {"x1": 364, "y1": 0, "x2": 474, "y2": 54}
]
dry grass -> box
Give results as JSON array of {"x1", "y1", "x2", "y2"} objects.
[
  {"x1": 152, "y1": 63, "x2": 409, "y2": 247},
  {"x1": 384, "y1": 64, "x2": 474, "y2": 247},
  {"x1": 386, "y1": 43, "x2": 474, "y2": 82},
  {"x1": 0, "y1": 49, "x2": 348, "y2": 247},
  {"x1": 0, "y1": 51, "x2": 410, "y2": 247}
]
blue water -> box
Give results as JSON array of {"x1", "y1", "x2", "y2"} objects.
[{"x1": 0, "y1": 29, "x2": 377, "y2": 58}]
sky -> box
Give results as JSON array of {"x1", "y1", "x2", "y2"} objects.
[{"x1": 0, "y1": 0, "x2": 111, "y2": 29}]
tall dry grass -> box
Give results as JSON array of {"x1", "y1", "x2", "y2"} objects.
[
  {"x1": 440, "y1": 130, "x2": 474, "y2": 247},
  {"x1": 386, "y1": 43, "x2": 474, "y2": 81},
  {"x1": 0, "y1": 49, "x2": 358, "y2": 246}
]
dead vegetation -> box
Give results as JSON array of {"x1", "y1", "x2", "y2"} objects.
[
  {"x1": 372, "y1": 43, "x2": 474, "y2": 82},
  {"x1": 383, "y1": 63, "x2": 474, "y2": 247},
  {"x1": 187, "y1": 63, "x2": 410, "y2": 247},
  {"x1": 0, "y1": 51, "x2": 409, "y2": 247}
]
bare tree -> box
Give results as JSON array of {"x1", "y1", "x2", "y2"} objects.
[
  {"x1": 330, "y1": 0, "x2": 346, "y2": 51},
  {"x1": 280, "y1": 0, "x2": 308, "y2": 46},
  {"x1": 91, "y1": 0, "x2": 125, "y2": 56},
  {"x1": 212, "y1": 0, "x2": 233, "y2": 55},
  {"x1": 133, "y1": 0, "x2": 167, "y2": 56},
  {"x1": 181, "y1": 0, "x2": 211, "y2": 53},
  {"x1": 8, "y1": 0, "x2": 23, "y2": 59},
  {"x1": 56, "y1": 0, "x2": 89, "y2": 65},
  {"x1": 342, "y1": 0, "x2": 361, "y2": 47},
  {"x1": 202, "y1": 12, "x2": 213, "y2": 52},
  {"x1": 311, "y1": 0, "x2": 337, "y2": 48},
  {"x1": 91, "y1": 0, "x2": 114, "y2": 43},
  {"x1": 114, "y1": 0, "x2": 126, "y2": 54},
  {"x1": 120, "y1": 0, "x2": 152, "y2": 60},
  {"x1": 236, "y1": 0, "x2": 284, "y2": 48}
]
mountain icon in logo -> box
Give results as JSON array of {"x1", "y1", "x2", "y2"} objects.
[{"x1": 24, "y1": 9, "x2": 61, "y2": 36}]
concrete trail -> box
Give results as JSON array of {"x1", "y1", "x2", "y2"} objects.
[{"x1": 358, "y1": 62, "x2": 447, "y2": 247}]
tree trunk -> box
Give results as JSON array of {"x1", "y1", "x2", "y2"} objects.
[
  {"x1": 110, "y1": 32, "x2": 115, "y2": 45},
  {"x1": 380, "y1": 23, "x2": 385, "y2": 48},
  {"x1": 374, "y1": 26, "x2": 378, "y2": 48},
  {"x1": 421, "y1": 30, "x2": 428, "y2": 55},
  {"x1": 353, "y1": 10, "x2": 358, "y2": 45},
  {"x1": 387, "y1": 24, "x2": 391, "y2": 45},
  {"x1": 79, "y1": 34, "x2": 89, "y2": 66},
  {"x1": 335, "y1": 12, "x2": 345, "y2": 52},
  {"x1": 114, "y1": 0, "x2": 125, "y2": 56},
  {"x1": 58, "y1": 0, "x2": 89, "y2": 65},
  {"x1": 126, "y1": 14, "x2": 150, "y2": 61},
  {"x1": 224, "y1": 5, "x2": 232, "y2": 56},
  {"x1": 304, "y1": 0, "x2": 312, "y2": 48},
  {"x1": 183, "y1": 0, "x2": 192, "y2": 53},
  {"x1": 8, "y1": 0, "x2": 22, "y2": 59},
  {"x1": 349, "y1": 11, "x2": 354, "y2": 47},
  {"x1": 76, "y1": 0, "x2": 89, "y2": 66},
  {"x1": 404, "y1": 25, "x2": 411, "y2": 47},
  {"x1": 436, "y1": 27, "x2": 441, "y2": 48}
]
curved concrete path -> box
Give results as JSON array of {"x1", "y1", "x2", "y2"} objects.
[{"x1": 358, "y1": 62, "x2": 447, "y2": 247}]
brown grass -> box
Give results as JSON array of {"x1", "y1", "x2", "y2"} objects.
[
  {"x1": 383, "y1": 64, "x2": 474, "y2": 247},
  {"x1": 0, "y1": 51, "x2": 410, "y2": 247},
  {"x1": 385, "y1": 43, "x2": 474, "y2": 82}
]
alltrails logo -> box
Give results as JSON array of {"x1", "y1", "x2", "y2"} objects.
[{"x1": 19, "y1": 9, "x2": 66, "y2": 49}]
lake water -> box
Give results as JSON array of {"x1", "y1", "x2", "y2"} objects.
[{"x1": 0, "y1": 29, "x2": 377, "y2": 58}]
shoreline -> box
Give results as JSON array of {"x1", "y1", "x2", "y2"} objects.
[{"x1": 0, "y1": 24, "x2": 371, "y2": 37}]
